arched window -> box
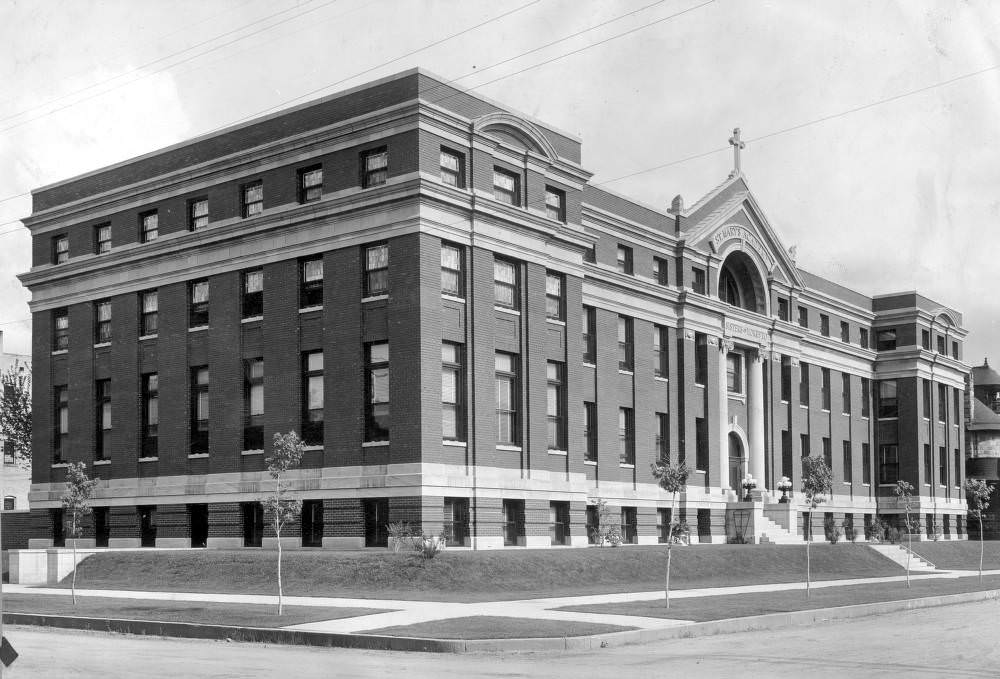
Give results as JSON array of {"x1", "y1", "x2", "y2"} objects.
[{"x1": 717, "y1": 251, "x2": 766, "y2": 314}]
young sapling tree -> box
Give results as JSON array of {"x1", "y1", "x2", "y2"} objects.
[{"x1": 263, "y1": 431, "x2": 304, "y2": 615}]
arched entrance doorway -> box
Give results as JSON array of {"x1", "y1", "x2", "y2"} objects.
[
  {"x1": 728, "y1": 432, "x2": 745, "y2": 491},
  {"x1": 718, "y1": 251, "x2": 767, "y2": 314}
]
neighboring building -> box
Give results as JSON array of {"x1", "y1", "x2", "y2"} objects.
[
  {"x1": 0, "y1": 330, "x2": 31, "y2": 514},
  {"x1": 965, "y1": 359, "x2": 1000, "y2": 538},
  {"x1": 18, "y1": 69, "x2": 969, "y2": 549}
]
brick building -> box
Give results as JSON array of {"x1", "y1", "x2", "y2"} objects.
[
  {"x1": 965, "y1": 359, "x2": 1000, "y2": 538},
  {"x1": 18, "y1": 69, "x2": 969, "y2": 549}
]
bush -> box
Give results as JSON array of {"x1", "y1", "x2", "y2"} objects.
[
  {"x1": 843, "y1": 520, "x2": 856, "y2": 543},
  {"x1": 885, "y1": 524, "x2": 900, "y2": 544},
  {"x1": 414, "y1": 534, "x2": 446, "y2": 559},
  {"x1": 387, "y1": 521, "x2": 418, "y2": 552},
  {"x1": 824, "y1": 515, "x2": 842, "y2": 544}
]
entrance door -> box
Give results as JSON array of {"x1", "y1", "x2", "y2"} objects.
[
  {"x1": 301, "y1": 500, "x2": 324, "y2": 547},
  {"x1": 189, "y1": 504, "x2": 208, "y2": 548},
  {"x1": 363, "y1": 498, "x2": 389, "y2": 547},
  {"x1": 728, "y1": 432, "x2": 746, "y2": 491}
]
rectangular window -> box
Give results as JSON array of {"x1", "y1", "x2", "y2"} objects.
[
  {"x1": 921, "y1": 329, "x2": 930, "y2": 349},
  {"x1": 798, "y1": 306, "x2": 809, "y2": 328},
  {"x1": 696, "y1": 417, "x2": 708, "y2": 470},
  {"x1": 493, "y1": 258, "x2": 519, "y2": 310},
  {"x1": 800, "y1": 433, "x2": 811, "y2": 458},
  {"x1": 242, "y1": 181, "x2": 263, "y2": 218},
  {"x1": 3, "y1": 441, "x2": 13, "y2": 466},
  {"x1": 440, "y1": 243, "x2": 463, "y2": 297},
  {"x1": 620, "y1": 507, "x2": 637, "y2": 544},
  {"x1": 656, "y1": 412, "x2": 669, "y2": 462},
  {"x1": 53, "y1": 308, "x2": 69, "y2": 351},
  {"x1": 954, "y1": 388, "x2": 961, "y2": 426},
  {"x1": 938, "y1": 383, "x2": 947, "y2": 422},
  {"x1": 952, "y1": 341, "x2": 959, "y2": 360},
  {"x1": 922, "y1": 380, "x2": 932, "y2": 418},
  {"x1": 878, "y1": 444, "x2": 899, "y2": 484},
  {"x1": 302, "y1": 352, "x2": 324, "y2": 446},
  {"x1": 617, "y1": 315, "x2": 633, "y2": 372},
  {"x1": 840, "y1": 321, "x2": 850, "y2": 343},
  {"x1": 550, "y1": 501, "x2": 570, "y2": 545},
  {"x1": 782, "y1": 431, "x2": 793, "y2": 479},
  {"x1": 583, "y1": 401, "x2": 597, "y2": 462},
  {"x1": 363, "y1": 243, "x2": 389, "y2": 297},
  {"x1": 502, "y1": 499, "x2": 525, "y2": 546},
  {"x1": 140, "y1": 210, "x2": 158, "y2": 242},
  {"x1": 799, "y1": 361, "x2": 810, "y2": 407},
  {"x1": 618, "y1": 407, "x2": 635, "y2": 465},
  {"x1": 94, "y1": 223, "x2": 111, "y2": 254},
  {"x1": 955, "y1": 449, "x2": 961, "y2": 487},
  {"x1": 243, "y1": 359, "x2": 264, "y2": 450},
  {"x1": 298, "y1": 166, "x2": 323, "y2": 203},
  {"x1": 583, "y1": 246, "x2": 596, "y2": 263},
  {"x1": 443, "y1": 497, "x2": 469, "y2": 546},
  {"x1": 822, "y1": 437, "x2": 832, "y2": 471},
  {"x1": 923, "y1": 444, "x2": 932, "y2": 484},
  {"x1": 653, "y1": 325, "x2": 668, "y2": 378},
  {"x1": 936, "y1": 335, "x2": 946, "y2": 354},
  {"x1": 189, "y1": 198, "x2": 209, "y2": 230},
  {"x1": 859, "y1": 328, "x2": 870, "y2": 349},
  {"x1": 695, "y1": 333, "x2": 708, "y2": 385},
  {"x1": 440, "y1": 148, "x2": 464, "y2": 187},
  {"x1": 878, "y1": 380, "x2": 898, "y2": 418},
  {"x1": 442, "y1": 343, "x2": 464, "y2": 441},
  {"x1": 189, "y1": 279, "x2": 209, "y2": 328},
  {"x1": 545, "y1": 272, "x2": 564, "y2": 321},
  {"x1": 242, "y1": 269, "x2": 263, "y2": 319},
  {"x1": 365, "y1": 343, "x2": 390, "y2": 442},
  {"x1": 361, "y1": 147, "x2": 388, "y2": 188},
  {"x1": 616, "y1": 245, "x2": 633, "y2": 275},
  {"x1": 492, "y1": 167, "x2": 519, "y2": 205},
  {"x1": 692, "y1": 268, "x2": 706, "y2": 294},
  {"x1": 821, "y1": 368, "x2": 831, "y2": 410},
  {"x1": 141, "y1": 373, "x2": 159, "y2": 457},
  {"x1": 140, "y1": 291, "x2": 158, "y2": 336},
  {"x1": 842, "y1": 441, "x2": 852, "y2": 483},
  {"x1": 299, "y1": 257, "x2": 324, "y2": 308},
  {"x1": 861, "y1": 377, "x2": 871, "y2": 417},
  {"x1": 820, "y1": 314, "x2": 830, "y2": 336},
  {"x1": 862, "y1": 443, "x2": 871, "y2": 484},
  {"x1": 545, "y1": 186, "x2": 566, "y2": 222},
  {"x1": 781, "y1": 356, "x2": 792, "y2": 402},
  {"x1": 547, "y1": 362, "x2": 567, "y2": 451},
  {"x1": 95, "y1": 379, "x2": 111, "y2": 461},
  {"x1": 52, "y1": 235, "x2": 68, "y2": 264},
  {"x1": 495, "y1": 352, "x2": 519, "y2": 445},
  {"x1": 777, "y1": 297, "x2": 789, "y2": 321},
  {"x1": 654, "y1": 257, "x2": 669, "y2": 285},
  {"x1": 191, "y1": 367, "x2": 209, "y2": 455},
  {"x1": 54, "y1": 385, "x2": 68, "y2": 463},
  {"x1": 727, "y1": 352, "x2": 743, "y2": 394},
  {"x1": 842, "y1": 373, "x2": 851, "y2": 414},
  {"x1": 95, "y1": 300, "x2": 112, "y2": 344},
  {"x1": 876, "y1": 328, "x2": 897, "y2": 351},
  {"x1": 939, "y1": 446, "x2": 947, "y2": 485},
  {"x1": 582, "y1": 306, "x2": 596, "y2": 364}
]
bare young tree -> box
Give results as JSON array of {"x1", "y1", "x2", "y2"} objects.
[
  {"x1": 263, "y1": 431, "x2": 304, "y2": 615},
  {"x1": 650, "y1": 458, "x2": 690, "y2": 609},
  {"x1": 893, "y1": 480, "x2": 916, "y2": 588},
  {"x1": 964, "y1": 478, "x2": 994, "y2": 584},
  {"x1": 801, "y1": 455, "x2": 832, "y2": 598},
  {"x1": 0, "y1": 360, "x2": 31, "y2": 468},
  {"x1": 61, "y1": 462, "x2": 98, "y2": 605}
]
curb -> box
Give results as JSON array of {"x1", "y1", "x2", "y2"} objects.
[{"x1": 6, "y1": 589, "x2": 1000, "y2": 653}]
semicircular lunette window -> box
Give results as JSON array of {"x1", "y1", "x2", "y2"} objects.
[{"x1": 718, "y1": 251, "x2": 766, "y2": 314}]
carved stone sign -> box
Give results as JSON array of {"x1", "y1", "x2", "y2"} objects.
[
  {"x1": 710, "y1": 224, "x2": 774, "y2": 270},
  {"x1": 724, "y1": 320, "x2": 769, "y2": 344}
]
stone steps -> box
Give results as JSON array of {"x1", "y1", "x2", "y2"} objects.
[
  {"x1": 867, "y1": 544, "x2": 937, "y2": 571},
  {"x1": 758, "y1": 516, "x2": 802, "y2": 544}
]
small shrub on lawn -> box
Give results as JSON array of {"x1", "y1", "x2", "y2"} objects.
[
  {"x1": 824, "y1": 514, "x2": 841, "y2": 544},
  {"x1": 843, "y1": 520, "x2": 856, "y2": 543}
]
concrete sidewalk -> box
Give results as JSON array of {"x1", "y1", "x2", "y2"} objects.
[{"x1": 7, "y1": 567, "x2": 998, "y2": 635}]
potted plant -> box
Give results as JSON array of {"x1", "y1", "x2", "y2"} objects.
[
  {"x1": 741, "y1": 474, "x2": 757, "y2": 502},
  {"x1": 776, "y1": 476, "x2": 793, "y2": 503}
]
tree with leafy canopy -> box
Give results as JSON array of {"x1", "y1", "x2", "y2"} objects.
[
  {"x1": 263, "y1": 431, "x2": 304, "y2": 615},
  {"x1": 650, "y1": 457, "x2": 690, "y2": 609},
  {"x1": 61, "y1": 461, "x2": 98, "y2": 605},
  {"x1": 801, "y1": 455, "x2": 832, "y2": 598},
  {"x1": 0, "y1": 360, "x2": 31, "y2": 468},
  {"x1": 893, "y1": 480, "x2": 916, "y2": 588},
  {"x1": 964, "y1": 478, "x2": 994, "y2": 584}
]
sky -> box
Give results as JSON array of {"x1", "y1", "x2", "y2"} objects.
[{"x1": 1, "y1": 0, "x2": 999, "y2": 363}]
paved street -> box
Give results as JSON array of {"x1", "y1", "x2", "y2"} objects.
[{"x1": 6, "y1": 598, "x2": 999, "y2": 678}]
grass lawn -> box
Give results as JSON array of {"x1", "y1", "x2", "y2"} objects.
[
  {"x1": 2, "y1": 594, "x2": 385, "y2": 628},
  {"x1": 49, "y1": 544, "x2": 904, "y2": 603},
  {"x1": 362, "y1": 616, "x2": 636, "y2": 639},
  {"x1": 908, "y1": 540, "x2": 1000, "y2": 570},
  {"x1": 556, "y1": 574, "x2": 1000, "y2": 622}
]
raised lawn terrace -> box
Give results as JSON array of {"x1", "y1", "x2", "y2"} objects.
[{"x1": 47, "y1": 544, "x2": 907, "y2": 603}]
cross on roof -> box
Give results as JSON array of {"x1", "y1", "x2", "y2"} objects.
[{"x1": 728, "y1": 127, "x2": 745, "y2": 177}]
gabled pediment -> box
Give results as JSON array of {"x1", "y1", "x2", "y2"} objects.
[{"x1": 681, "y1": 175, "x2": 803, "y2": 290}]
